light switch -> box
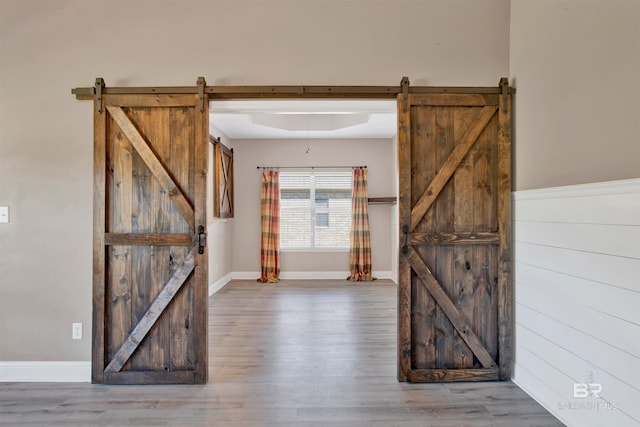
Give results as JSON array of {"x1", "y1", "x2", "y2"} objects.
[{"x1": 0, "y1": 207, "x2": 8, "y2": 223}]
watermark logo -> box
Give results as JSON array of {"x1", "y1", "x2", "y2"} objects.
[
  {"x1": 557, "y1": 382, "x2": 618, "y2": 411},
  {"x1": 573, "y1": 383, "x2": 602, "y2": 399}
]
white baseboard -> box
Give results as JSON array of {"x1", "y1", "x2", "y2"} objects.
[
  {"x1": 231, "y1": 271, "x2": 394, "y2": 281},
  {"x1": 209, "y1": 272, "x2": 232, "y2": 296},
  {"x1": 0, "y1": 361, "x2": 91, "y2": 382}
]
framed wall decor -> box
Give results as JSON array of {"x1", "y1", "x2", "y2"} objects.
[{"x1": 211, "y1": 136, "x2": 234, "y2": 218}]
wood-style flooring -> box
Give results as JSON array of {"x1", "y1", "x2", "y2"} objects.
[{"x1": 0, "y1": 280, "x2": 563, "y2": 426}]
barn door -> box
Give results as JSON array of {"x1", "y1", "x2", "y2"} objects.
[
  {"x1": 91, "y1": 80, "x2": 209, "y2": 384},
  {"x1": 397, "y1": 80, "x2": 512, "y2": 382}
]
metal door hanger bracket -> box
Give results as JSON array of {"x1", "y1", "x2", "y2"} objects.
[
  {"x1": 95, "y1": 77, "x2": 105, "y2": 114},
  {"x1": 197, "y1": 77, "x2": 206, "y2": 112},
  {"x1": 401, "y1": 77, "x2": 410, "y2": 113},
  {"x1": 499, "y1": 77, "x2": 508, "y2": 111}
]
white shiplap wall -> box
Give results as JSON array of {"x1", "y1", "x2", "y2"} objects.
[{"x1": 513, "y1": 179, "x2": 640, "y2": 427}]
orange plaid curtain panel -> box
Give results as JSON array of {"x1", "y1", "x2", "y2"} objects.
[
  {"x1": 258, "y1": 170, "x2": 280, "y2": 283},
  {"x1": 348, "y1": 168, "x2": 374, "y2": 281}
]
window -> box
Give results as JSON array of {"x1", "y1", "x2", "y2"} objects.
[{"x1": 280, "y1": 172, "x2": 351, "y2": 249}]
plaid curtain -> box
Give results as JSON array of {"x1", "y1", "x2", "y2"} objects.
[
  {"x1": 348, "y1": 168, "x2": 374, "y2": 281},
  {"x1": 258, "y1": 170, "x2": 280, "y2": 283}
]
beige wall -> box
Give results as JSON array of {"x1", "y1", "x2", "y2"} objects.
[
  {"x1": 510, "y1": 1, "x2": 640, "y2": 423},
  {"x1": 510, "y1": 0, "x2": 640, "y2": 190},
  {"x1": 231, "y1": 138, "x2": 396, "y2": 274},
  {"x1": 0, "y1": 0, "x2": 510, "y2": 361},
  {"x1": 207, "y1": 126, "x2": 234, "y2": 285}
]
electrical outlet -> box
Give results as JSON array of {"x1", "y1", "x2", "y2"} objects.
[
  {"x1": 72, "y1": 323, "x2": 82, "y2": 340},
  {"x1": 0, "y1": 207, "x2": 8, "y2": 223}
]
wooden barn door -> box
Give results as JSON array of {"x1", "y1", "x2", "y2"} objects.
[
  {"x1": 397, "y1": 81, "x2": 512, "y2": 382},
  {"x1": 91, "y1": 81, "x2": 209, "y2": 384}
]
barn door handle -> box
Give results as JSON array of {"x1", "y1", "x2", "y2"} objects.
[
  {"x1": 402, "y1": 224, "x2": 409, "y2": 254},
  {"x1": 197, "y1": 225, "x2": 206, "y2": 254}
]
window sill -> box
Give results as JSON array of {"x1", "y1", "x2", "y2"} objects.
[{"x1": 280, "y1": 247, "x2": 350, "y2": 253}]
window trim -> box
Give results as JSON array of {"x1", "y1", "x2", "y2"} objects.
[{"x1": 279, "y1": 172, "x2": 351, "y2": 251}]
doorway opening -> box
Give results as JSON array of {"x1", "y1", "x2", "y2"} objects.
[
  {"x1": 74, "y1": 78, "x2": 512, "y2": 385},
  {"x1": 206, "y1": 98, "x2": 400, "y2": 286},
  {"x1": 205, "y1": 98, "x2": 401, "y2": 383}
]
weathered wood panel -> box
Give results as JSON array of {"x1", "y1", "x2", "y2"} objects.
[
  {"x1": 107, "y1": 106, "x2": 195, "y2": 229},
  {"x1": 409, "y1": 368, "x2": 499, "y2": 383},
  {"x1": 105, "y1": 233, "x2": 194, "y2": 246},
  {"x1": 410, "y1": 93, "x2": 499, "y2": 107},
  {"x1": 106, "y1": 109, "x2": 133, "y2": 367},
  {"x1": 93, "y1": 91, "x2": 207, "y2": 384},
  {"x1": 105, "y1": 94, "x2": 196, "y2": 108},
  {"x1": 410, "y1": 106, "x2": 497, "y2": 230},
  {"x1": 497, "y1": 85, "x2": 513, "y2": 380},
  {"x1": 398, "y1": 84, "x2": 511, "y2": 383},
  {"x1": 396, "y1": 95, "x2": 412, "y2": 382},
  {"x1": 432, "y1": 106, "x2": 455, "y2": 370},
  {"x1": 131, "y1": 106, "x2": 171, "y2": 372},
  {"x1": 410, "y1": 232, "x2": 499, "y2": 246},
  {"x1": 105, "y1": 252, "x2": 195, "y2": 373},
  {"x1": 169, "y1": 106, "x2": 195, "y2": 373},
  {"x1": 408, "y1": 249, "x2": 496, "y2": 369},
  {"x1": 92, "y1": 95, "x2": 107, "y2": 383},
  {"x1": 193, "y1": 93, "x2": 209, "y2": 383},
  {"x1": 410, "y1": 105, "x2": 436, "y2": 371}
]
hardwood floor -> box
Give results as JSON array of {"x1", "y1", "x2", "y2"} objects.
[{"x1": 0, "y1": 280, "x2": 563, "y2": 426}]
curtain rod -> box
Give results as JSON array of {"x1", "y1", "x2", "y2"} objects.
[{"x1": 256, "y1": 165, "x2": 366, "y2": 170}]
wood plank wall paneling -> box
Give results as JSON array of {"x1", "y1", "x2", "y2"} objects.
[{"x1": 512, "y1": 178, "x2": 640, "y2": 427}]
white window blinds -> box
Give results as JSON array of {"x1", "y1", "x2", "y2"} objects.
[{"x1": 280, "y1": 172, "x2": 352, "y2": 249}]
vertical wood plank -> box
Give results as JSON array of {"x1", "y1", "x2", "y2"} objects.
[
  {"x1": 106, "y1": 110, "x2": 133, "y2": 367},
  {"x1": 452, "y1": 246, "x2": 474, "y2": 368},
  {"x1": 473, "y1": 115, "x2": 499, "y2": 363},
  {"x1": 397, "y1": 94, "x2": 412, "y2": 381},
  {"x1": 129, "y1": 107, "x2": 152, "y2": 372},
  {"x1": 497, "y1": 90, "x2": 513, "y2": 380},
  {"x1": 472, "y1": 114, "x2": 497, "y2": 233},
  {"x1": 193, "y1": 93, "x2": 209, "y2": 383},
  {"x1": 129, "y1": 107, "x2": 150, "y2": 371},
  {"x1": 130, "y1": 107, "x2": 172, "y2": 371},
  {"x1": 452, "y1": 107, "x2": 477, "y2": 368},
  {"x1": 92, "y1": 96, "x2": 107, "y2": 383},
  {"x1": 411, "y1": 105, "x2": 436, "y2": 370},
  {"x1": 433, "y1": 106, "x2": 456, "y2": 370},
  {"x1": 475, "y1": 244, "x2": 499, "y2": 361},
  {"x1": 149, "y1": 106, "x2": 172, "y2": 373},
  {"x1": 169, "y1": 106, "x2": 195, "y2": 372}
]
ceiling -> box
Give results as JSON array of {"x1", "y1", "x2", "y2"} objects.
[{"x1": 209, "y1": 99, "x2": 397, "y2": 140}]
